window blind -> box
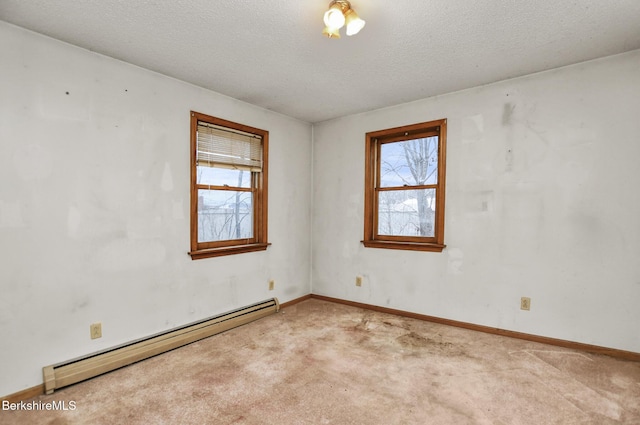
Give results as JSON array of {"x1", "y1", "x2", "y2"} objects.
[{"x1": 196, "y1": 121, "x2": 262, "y2": 172}]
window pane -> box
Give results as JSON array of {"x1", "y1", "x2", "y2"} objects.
[
  {"x1": 197, "y1": 166, "x2": 251, "y2": 188},
  {"x1": 378, "y1": 189, "x2": 436, "y2": 237},
  {"x1": 380, "y1": 137, "x2": 438, "y2": 187},
  {"x1": 197, "y1": 189, "x2": 253, "y2": 242}
]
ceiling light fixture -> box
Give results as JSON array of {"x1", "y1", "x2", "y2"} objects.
[{"x1": 322, "y1": 0, "x2": 365, "y2": 39}]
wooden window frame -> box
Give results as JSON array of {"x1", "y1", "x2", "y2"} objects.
[
  {"x1": 363, "y1": 119, "x2": 447, "y2": 252},
  {"x1": 189, "y1": 111, "x2": 269, "y2": 260}
]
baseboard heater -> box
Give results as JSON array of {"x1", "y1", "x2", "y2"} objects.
[{"x1": 43, "y1": 297, "x2": 279, "y2": 394}]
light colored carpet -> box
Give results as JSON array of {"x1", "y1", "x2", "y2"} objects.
[{"x1": 2, "y1": 298, "x2": 639, "y2": 424}]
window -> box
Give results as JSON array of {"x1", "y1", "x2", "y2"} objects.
[
  {"x1": 189, "y1": 111, "x2": 269, "y2": 259},
  {"x1": 363, "y1": 119, "x2": 447, "y2": 252}
]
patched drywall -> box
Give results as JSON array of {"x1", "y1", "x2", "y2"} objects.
[
  {"x1": 0, "y1": 22, "x2": 312, "y2": 396},
  {"x1": 312, "y1": 50, "x2": 640, "y2": 353}
]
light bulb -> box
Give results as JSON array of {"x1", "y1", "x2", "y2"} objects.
[
  {"x1": 344, "y1": 9, "x2": 365, "y2": 36},
  {"x1": 323, "y1": 4, "x2": 345, "y2": 29}
]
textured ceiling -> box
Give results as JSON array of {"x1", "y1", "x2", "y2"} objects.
[{"x1": 1, "y1": 1, "x2": 640, "y2": 123}]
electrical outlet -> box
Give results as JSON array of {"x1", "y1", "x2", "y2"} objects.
[
  {"x1": 520, "y1": 297, "x2": 531, "y2": 311},
  {"x1": 268, "y1": 279, "x2": 275, "y2": 291},
  {"x1": 356, "y1": 276, "x2": 363, "y2": 287},
  {"x1": 90, "y1": 322, "x2": 102, "y2": 339}
]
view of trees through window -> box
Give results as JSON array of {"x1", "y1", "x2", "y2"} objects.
[
  {"x1": 378, "y1": 136, "x2": 438, "y2": 237},
  {"x1": 196, "y1": 167, "x2": 253, "y2": 242}
]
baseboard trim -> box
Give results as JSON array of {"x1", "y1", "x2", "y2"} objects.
[
  {"x1": 310, "y1": 294, "x2": 640, "y2": 362},
  {"x1": 1, "y1": 384, "x2": 44, "y2": 404},
  {"x1": 279, "y1": 294, "x2": 312, "y2": 309}
]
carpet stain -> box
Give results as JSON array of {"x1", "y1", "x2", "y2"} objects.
[
  {"x1": 344, "y1": 315, "x2": 373, "y2": 344},
  {"x1": 396, "y1": 332, "x2": 466, "y2": 357},
  {"x1": 352, "y1": 316, "x2": 371, "y2": 332},
  {"x1": 397, "y1": 331, "x2": 432, "y2": 347},
  {"x1": 382, "y1": 320, "x2": 410, "y2": 330}
]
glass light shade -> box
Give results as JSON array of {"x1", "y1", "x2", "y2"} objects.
[
  {"x1": 323, "y1": 4, "x2": 346, "y2": 29},
  {"x1": 345, "y1": 9, "x2": 365, "y2": 36},
  {"x1": 322, "y1": 26, "x2": 341, "y2": 39}
]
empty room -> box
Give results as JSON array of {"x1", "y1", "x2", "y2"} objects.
[{"x1": 1, "y1": 1, "x2": 639, "y2": 424}]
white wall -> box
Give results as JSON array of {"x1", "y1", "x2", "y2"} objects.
[
  {"x1": 0, "y1": 22, "x2": 312, "y2": 396},
  {"x1": 312, "y1": 50, "x2": 640, "y2": 353}
]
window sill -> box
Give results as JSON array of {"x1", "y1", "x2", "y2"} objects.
[
  {"x1": 361, "y1": 240, "x2": 446, "y2": 252},
  {"x1": 189, "y1": 243, "x2": 271, "y2": 260}
]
